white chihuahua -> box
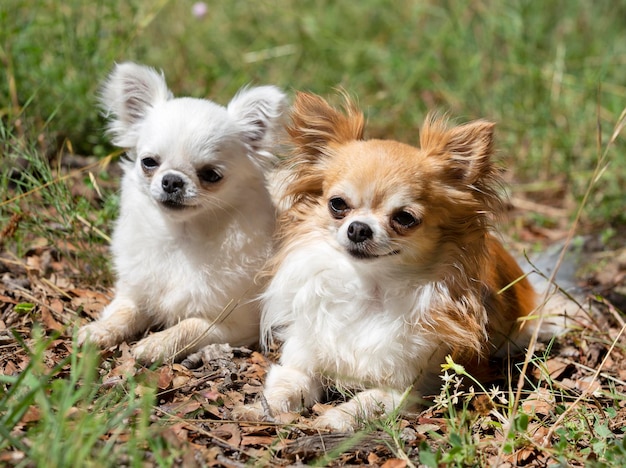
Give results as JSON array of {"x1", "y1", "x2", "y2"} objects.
[{"x1": 78, "y1": 62, "x2": 287, "y2": 364}]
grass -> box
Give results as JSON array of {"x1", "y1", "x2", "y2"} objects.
[
  {"x1": 3, "y1": 0, "x2": 626, "y2": 222},
  {"x1": 1, "y1": 0, "x2": 626, "y2": 466},
  {"x1": 0, "y1": 328, "x2": 176, "y2": 467},
  {"x1": 0, "y1": 117, "x2": 117, "y2": 284}
]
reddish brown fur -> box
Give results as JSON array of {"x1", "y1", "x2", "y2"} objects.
[{"x1": 276, "y1": 92, "x2": 538, "y2": 368}]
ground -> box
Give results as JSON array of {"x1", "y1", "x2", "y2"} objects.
[{"x1": 1, "y1": 167, "x2": 625, "y2": 466}]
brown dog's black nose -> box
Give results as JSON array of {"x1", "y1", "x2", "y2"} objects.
[
  {"x1": 347, "y1": 221, "x2": 373, "y2": 243},
  {"x1": 162, "y1": 174, "x2": 184, "y2": 194}
]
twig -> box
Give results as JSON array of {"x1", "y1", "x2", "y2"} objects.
[
  {"x1": 155, "y1": 407, "x2": 259, "y2": 459},
  {"x1": 259, "y1": 393, "x2": 278, "y2": 423},
  {"x1": 216, "y1": 454, "x2": 247, "y2": 468},
  {"x1": 75, "y1": 214, "x2": 111, "y2": 243}
]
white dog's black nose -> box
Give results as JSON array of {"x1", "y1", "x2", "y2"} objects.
[
  {"x1": 347, "y1": 221, "x2": 373, "y2": 243},
  {"x1": 162, "y1": 174, "x2": 185, "y2": 194}
]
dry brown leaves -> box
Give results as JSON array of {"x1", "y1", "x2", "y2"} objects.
[{"x1": 2, "y1": 200, "x2": 626, "y2": 466}]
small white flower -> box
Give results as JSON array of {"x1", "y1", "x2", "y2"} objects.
[
  {"x1": 433, "y1": 393, "x2": 449, "y2": 409},
  {"x1": 488, "y1": 385, "x2": 508, "y2": 405}
]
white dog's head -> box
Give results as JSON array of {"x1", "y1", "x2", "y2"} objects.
[{"x1": 100, "y1": 62, "x2": 287, "y2": 220}]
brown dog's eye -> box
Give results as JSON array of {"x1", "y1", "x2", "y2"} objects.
[
  {"x1": 198, "y1": 167, "x2": 223, "y2": 184},
  {"x1": 391, "y1": 210, "x2": 420, "y2": 230},
  {"x1": 328, "y1": 197, "x2": 350, "y2": 219}
]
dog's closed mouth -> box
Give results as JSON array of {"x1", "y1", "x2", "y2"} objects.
[
  {"x1": 160, "y1": 199, "x2": 190, "y2": 210},
  {"x1": 347, "y1": 249, "x2": 400, "y2": 260}
]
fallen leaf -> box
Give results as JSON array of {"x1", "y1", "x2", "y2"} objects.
[
  {"x1": 219, "y1": 423, "x2": 242, "y2": 447},
  {"x1": 273, "y1": 411, "x2": 300, "y2": 425},
  {"x1": 172, "y1": 373, "x2": 192, "y2": 389},
  {"x1": 157, "y1": 366, "x2": 174, "y2": 390},
  {"x1": 381, "y1": 459, "x2": 407, "y2": 468},
  {"x1": 415, "y1": 423, "x2": 442, "y2": 434},
  {"x1": 417, "y1": 417, "x2": 447, "y2": 431},
  {"x1": 0, "y1": 294, "x2": 17, "y2": 305},
  {"x1": 561, "y1": 377, "x2": 601, "y2": 395},
  {"x1": 533, "y1": 357, "x2": 570, "y2": 380},
  {"x1": 41, "y1": 305, "x2": 64, "y2": 332},
  {"x1": 202, "y1": 389, "x2": 223, "y2": 402},
  {"x1": 522, "y1": 387, "x2": 555, "y2": 416},
  {"x1": 241, "y1": 435, "x2": 279, "y2": 446},
  {"x1": 3, "y1": 360, "x2": 18, "y2": 375},
  {"x1": 160, "y1": 399, "x2": 202, "y2": 418},
  {"x1": 106, "y1": 355, "x2": 137, "y2": 381},
  {"x1": 20, "y1": 405, "x2": 41, "y2": 424}
]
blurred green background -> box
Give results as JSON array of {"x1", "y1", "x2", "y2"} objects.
[{"x1": 2, "y1": 0, "x2": 625, "y2": 225}]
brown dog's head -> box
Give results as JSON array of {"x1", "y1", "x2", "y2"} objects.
[{"x1": 279, "y1": 92, "x2": 503, "y2": 281}]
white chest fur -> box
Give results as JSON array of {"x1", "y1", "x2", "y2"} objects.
[
  {"x1": 263, "y1": 243, "x2": 446, "y2": 391},
  {"x1": 108, "y1": 178, "x2": 272, "y2": 326}
]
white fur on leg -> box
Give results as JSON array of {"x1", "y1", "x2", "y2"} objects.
[
  {"x1": 313, "y1": 388, "x2": 406, "y2": 432},
  {"x1": 131, "y1": 317, "x2": 258, "y2": 364},
  {"x1": 77, "y1": 297, "x2": 148, "y2": 348}
]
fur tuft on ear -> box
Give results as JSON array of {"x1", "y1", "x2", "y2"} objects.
[
  {"x1": 100, "y1": 62, "x2": 172, "y2": 148},
  {"x1": 273, "y1": 92, "x2": 364, "y2": 209},
  {"x1": 227, "y1": 86, "x2": 288, "y2": 167},
  {"x1": 419, "y1": 115, "x2": 504, "y2": 225},
  {"x1": 288, "y1": 91, "x2": 364, "y2": 158},
  {"x1": 420, "y1": 115, "x2": 496, "y2": 185}
]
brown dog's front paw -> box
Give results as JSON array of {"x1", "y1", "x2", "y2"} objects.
[
  {"x1": 131, "y1": 334, "x2": 172, "y2": 365},
  {"x1": 312, "y1": 408, "x2": 358, "y2": 433}
]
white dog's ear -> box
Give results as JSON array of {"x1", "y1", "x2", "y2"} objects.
[
  {"x1": 227, "y1": 86, "x2": 288, "y2": 166},
  {"x1": 100, "y1": 62, "x2": 173, "y2": 147}
]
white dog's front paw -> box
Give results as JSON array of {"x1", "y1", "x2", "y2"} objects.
[
  {"x1": 77, "y1": 322, "x2": 123, "y2": 349},
  {"x1": 313, "y1": 407, "x2": 358, "y2": 432}
]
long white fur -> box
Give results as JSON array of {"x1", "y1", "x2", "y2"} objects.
[
  {"x1": 78, "y1": 62, "x2": 287, "y2": 363},
  {"x1": 258, "y1": 230, "x2": 452, "y2": 430}
]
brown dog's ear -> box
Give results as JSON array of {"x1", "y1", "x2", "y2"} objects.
[
  {"x1": 288, "y1": 92, "x2": 364, "y2": 158},
  {"x1": 420, "y1": 115, "x2": 495, "y2": 185},
  {"x1": 277, "y1": 92, "x2": 364, "y2": 207}
]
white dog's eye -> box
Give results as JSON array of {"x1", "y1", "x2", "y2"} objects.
[
  {"x1": 391, "y1": 210, "x2": 420, "y2": 230},
  {"x1": 328, "y1": 197, "x2": 351, "y2": 219},
  {"x1": 198, "y1": 167, "x2": 223, "y2": 184},
  {"x1": 141, "y1": 157, "x2": 159, "y2": 172}
]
